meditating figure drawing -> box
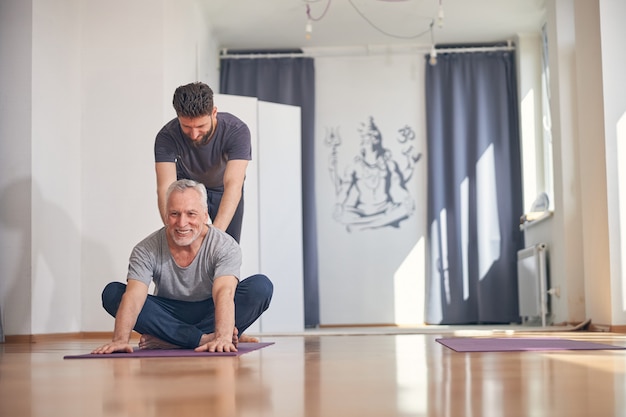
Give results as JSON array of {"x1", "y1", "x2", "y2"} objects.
[{"x1": 326, "y1": 116, "x2": 422, "y2": 232}]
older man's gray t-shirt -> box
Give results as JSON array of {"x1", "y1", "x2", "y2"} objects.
[{"x1": 126, "y1": 227, "x2": 241, "y2": 302}]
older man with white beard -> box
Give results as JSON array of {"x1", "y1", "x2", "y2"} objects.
[{"x1": 93, "y1": 179, "x2": 272, "y2": 354}]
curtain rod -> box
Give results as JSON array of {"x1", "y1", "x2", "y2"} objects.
[
  {"x1": 220, "y1": 52, "x2": 309, "y2": 59},
  {"x1": 437, "y1": 45, "x2": 515, "y2": 54},
  {"x1": 219, "y1": 44, "x2": 515, "y2": 59}
]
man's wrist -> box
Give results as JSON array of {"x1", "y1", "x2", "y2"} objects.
[{"x1": 111, "y1": 334, "x2": 130, "y2": 344}]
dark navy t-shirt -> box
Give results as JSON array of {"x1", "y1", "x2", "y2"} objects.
[{"x1": 154, "y1": 112, "x2": 251, "y2": 191}]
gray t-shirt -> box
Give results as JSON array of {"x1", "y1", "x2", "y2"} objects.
[
  {"x1": 127, "y1": 226, "x2": 241, "y2": 302},
  {"x1": 154, "y1": 112, "x2": 252, "y2": 191}
]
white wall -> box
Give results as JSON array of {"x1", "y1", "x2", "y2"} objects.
[
  {"x1": 3, "y1": 0, "x2": 626, "y2": 335},
  {"x1": 542, "y1": 0, "x2": 626, "y2": 326},
  {"x1": 163, "y1": 0, "x2": 221, "y2": 120},
  {"x1": 315, "y1": 52, "x2": 427, "y2": 325},
  {"x1": 80, "y1": 0, "x2": 167, "y2": 331},
  {"x1": 545, "y1": 0, "x2": 587, "y2": 324},
  {"x1": 81, "y1": 0, "x2": 220, "y2": 331},
  {"x1": 0, "y1": 0, "x2": 34, "y2": 336},
  {"x1": 0, "y1": 0, "x2": 220, "y2": 335},
  {"x1": 599, "y1": 0, "x2": 626, "y2": 325},
  {"x1": 573, "y1": 0, "x2": 611, "y2": 325},
  {"x1": 31, "y1": 0, "x2": 83, "y2": 334}
]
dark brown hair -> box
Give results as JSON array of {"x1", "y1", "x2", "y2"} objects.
[{"x1": 172, "y1": 82, "x2": 214, "y2": 118}]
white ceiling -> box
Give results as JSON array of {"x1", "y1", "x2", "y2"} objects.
[{"x1": 201, "y1": 0, "x2": 547, "y2": 52}]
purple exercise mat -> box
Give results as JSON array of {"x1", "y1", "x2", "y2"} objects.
[
  {"x1": 436, "y1": 337, "x2": 626, "y2": 353},
  {"x1": 63, "y1": 342, "x2": 274, "y2": 359}
]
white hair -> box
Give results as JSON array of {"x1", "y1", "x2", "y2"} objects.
[{"x1": 165, "y1": 179, "x2": 208, "y2": 212}]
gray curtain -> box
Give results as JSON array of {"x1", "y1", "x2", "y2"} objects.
[
  {"x1": 220, "y1": 55, "x2": 320, "y2": 327},
  {"x1": 425, "y1": 50, "x2": 524, "y2": 324}
]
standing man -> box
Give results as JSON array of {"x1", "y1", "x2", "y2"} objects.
[
  {"x1": 155, "y1": 82, "x2": 251, "y2": 242},
  {"x1": 92, "y1": 179, "x2": 273, "y2": 354}
]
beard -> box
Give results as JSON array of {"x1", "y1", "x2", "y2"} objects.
[
  {"x1": 192, "y1": 130, "x2": 213, "y2": 147},
  {"x1": 190, "y1": 118, "x2": 216, "y2": 147},
  {"x1": 168, "y1": 226, "x2": 202, "y2": 247}
]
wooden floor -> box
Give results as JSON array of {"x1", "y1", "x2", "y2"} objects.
[{"x1": 2, "y1": 328, "x2": 626, "y2": 417}]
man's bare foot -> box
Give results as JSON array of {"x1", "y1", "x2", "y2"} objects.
[
  {"x1": 138, "y1": 334, "x2": 181, "y2": 350},
  {"x1": 239, "y1": 334, "x2": 259, "y2": 343},
  {"x1": 230, "y1": 328, "x2": 259, "y2": 343}
]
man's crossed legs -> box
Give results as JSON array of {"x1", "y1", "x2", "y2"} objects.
[{"x1": 102, "y1": 274, "x2": 273, "y2": 349}]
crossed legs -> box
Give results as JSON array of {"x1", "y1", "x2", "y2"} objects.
[{"x1": 102, "y1": 274, "x2": 273, "y2": 349}]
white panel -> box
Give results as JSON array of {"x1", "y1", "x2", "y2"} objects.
[
  {"x1": 258, "y1": 101, "x2": 304, "y2": 332},
  {"x1": 214, "y1": 95, "x2": 304, "y2": 333},
  {"x1": 214, "y1": 94, "x2": 261, "y2": 277},
  {"x1": 517, "y1": 244, "x2": 549, "y2": 325},
  {"x1": 214, "y1": 94, "x2": 261, "y2": 333},
  {"x1": 517, "y1": 247, "x2": 542, "y2": 317}
]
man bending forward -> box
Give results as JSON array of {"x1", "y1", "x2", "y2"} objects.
[{"x1": 93, "y1": 179, "x2": 272, "y2": 353}]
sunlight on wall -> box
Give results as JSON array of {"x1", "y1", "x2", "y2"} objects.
[
  {"x1": 439, "y1": 210, "x2": 451, "y2": 306},
  {"x1": 476, "y1": 144, "x2": 501, "y2": 280},
  {"x1": 461, "y1": 177, "x2": 470, "y2": 300},
  {"x1": 394, "y1": 237, "x2": 425, "y2": 325},
  {"x1": 617, "y1": 112, "x2": 626, "y2": 311},
  {"x1": 428, "y1": 144, "x2": 505, "y2": 318},
  {"x1": 521, "y1": 89, "x2": 538, "y2": 212},
  {"x1": 428, "y1": 218, "x2": 443, "y2": 323}
]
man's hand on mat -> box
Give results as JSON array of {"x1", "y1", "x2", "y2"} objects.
[
  {"x1": 195, "y1": 328, "x2": 239, "y2": 353},
  {"x1": 91, "y1": 342, "x2": 134, "y2": 354}
]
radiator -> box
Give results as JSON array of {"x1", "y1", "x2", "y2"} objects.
[{"x1": 517, "y1": 243, "x2": 549, "y2": 326}]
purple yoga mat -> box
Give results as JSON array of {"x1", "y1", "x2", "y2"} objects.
[
  {"x1": 63, "y1": 342, "x2": 274, "y2": 359},
  {"x1": 436, "y1": 337, "x2": 626, "y2": 353}
]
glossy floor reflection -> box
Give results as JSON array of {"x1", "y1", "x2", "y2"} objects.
[{"x1": 2, "y1": 331, "x2": 626, "y2": 417}]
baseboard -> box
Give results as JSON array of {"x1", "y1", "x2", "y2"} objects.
[
  {"x1": 3, "y1": 334, "x2": 33, "y2": 343},
  {"x1": 318, "y1": 323, "x2": 398, "y2": 329},
  {"x1": 3, "y1": 331, "x2": 140, "y2": 344},
  {"x1": 608, "y1": 325, "x2": 626, "y2": 333},
  {"x1": 5, "y1": 333, "x2": 79, "y2": 343},
  {"x1": 548, "y1": 319, "x2": 626, "y2": 333},
  {"x1": 586, "y1": 323, "x2": 626, "y2": 333},
  {"x1": 588, "y1": 323, "x2": 612, "y2": 332}
]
